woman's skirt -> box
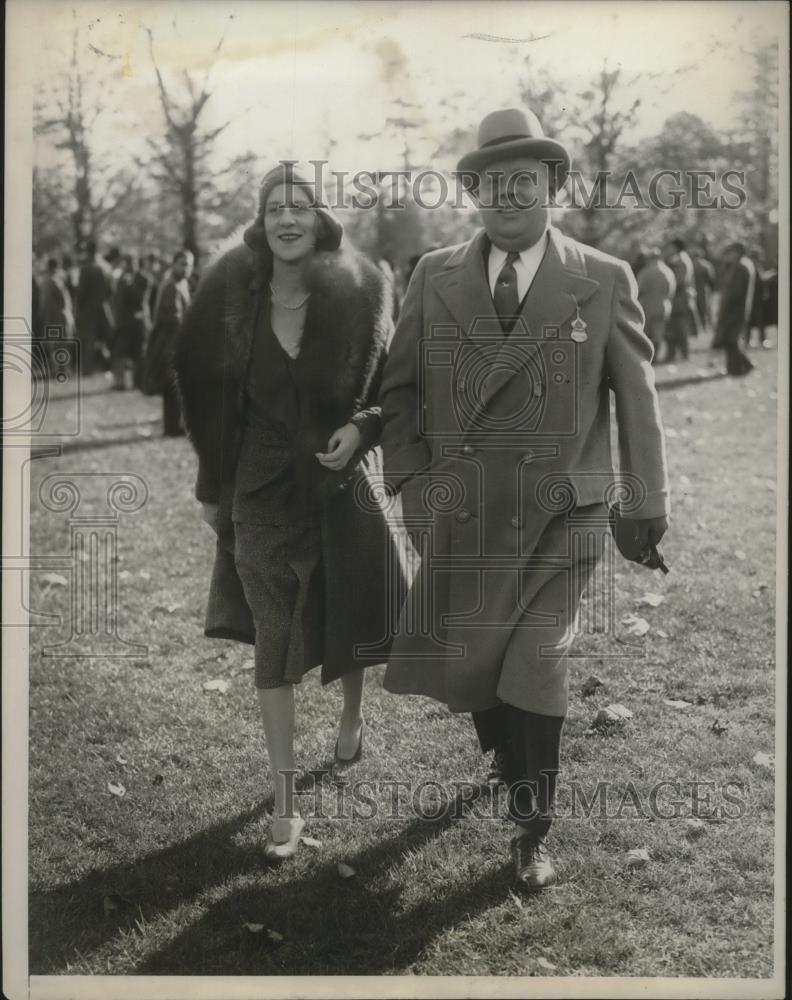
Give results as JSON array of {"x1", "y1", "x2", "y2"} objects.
[{"x1": 233, "y1": 519, "x2": 324, "y2": 689}]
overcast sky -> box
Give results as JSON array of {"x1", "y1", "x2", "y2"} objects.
[{"x1": 29, "y1": 0, "x2": 785, "y2": 177}]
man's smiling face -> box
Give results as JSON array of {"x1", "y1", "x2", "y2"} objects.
[{"x1": 476, "y1": 155, "x2": 551, "y2": 252}]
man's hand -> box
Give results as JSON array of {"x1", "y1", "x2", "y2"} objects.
[
  {"x1": 201, "y1": 502, "x2": 219, "y2": 533},
  {"x1": 634, "y1": 515, "x2": 668, "y2": 550},
  {"x1": 610, "y1": 511, "x2": 668, "y2": 566},
  {"x1": 316, "y1": 423, "x2": 361, "y2": 471}
]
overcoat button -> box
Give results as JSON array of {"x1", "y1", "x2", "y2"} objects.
[
  {"x1": 511, "y1": 515, "x2": 521, "y2": 528},
  {"x1": 455, "y1": 509, "x2": 471, "y2": 523}
]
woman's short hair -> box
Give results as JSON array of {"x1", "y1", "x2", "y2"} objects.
[{"x1": 243, "y1": 163, "x2": 343, "y2": 254}]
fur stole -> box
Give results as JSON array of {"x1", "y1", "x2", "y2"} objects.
[{"x1": 174, "y1": 237, "x2": 392, "y2": 504}]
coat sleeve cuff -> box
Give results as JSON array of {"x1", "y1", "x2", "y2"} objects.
[
  {"x1": 350, "y1": 407, "x2": 382, "y2": 453},
  {"x1": 627, "y1": 489, "x2": 671, "y2": 520}
]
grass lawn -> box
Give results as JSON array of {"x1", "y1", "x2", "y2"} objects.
[{"x1": 27, "y1": 341, "x2": 779, "y2": 978}]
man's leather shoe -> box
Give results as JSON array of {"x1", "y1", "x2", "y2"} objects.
[{"x1": 511, "y1": 833, "x2": 557, "y2": 892}]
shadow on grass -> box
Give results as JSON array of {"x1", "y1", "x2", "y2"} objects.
[
  {"x1": 29, "y1": 797, "x2": 272, "y2": 972},
  {"x1": 31, "y1": 786, "x2": 513, "y2": 975},
  {"x1": 136, "y1": 785, "x2": 511, "y2": 976}
]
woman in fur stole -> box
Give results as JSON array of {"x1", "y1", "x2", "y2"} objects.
[{"x1": 174, "y1": 164, "x2": 405, "y2": 859}]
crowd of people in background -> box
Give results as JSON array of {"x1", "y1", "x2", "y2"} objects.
[
  {"x1": 631, "y1": 235, "x2": 778, "y2": 376},
  {"x1": 32, "y1": 227, "x2": 779, "y2": 439},
  {"x1": 31, "y1": 241, "x2": 196, "y2": 435}
]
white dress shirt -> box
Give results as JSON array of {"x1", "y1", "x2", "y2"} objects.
[{"x1": 487, "y1": 229, "x2": 550, "y2": 302}]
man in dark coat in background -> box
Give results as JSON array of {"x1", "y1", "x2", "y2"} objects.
[
  {"x1": 75, "y1": 239, "x2": 114, "y2": 376},
  {"x1": 39, "y1": 257, "x2": 75, "y2": 339},
  {"x1": 663, "y1": 237, "x2": 699, "y2": 362},
  {"x1": 746, "y1": 246, "x2": 770, "y2": 349},
  {"x1": 716, "y1": 241, "x2": 755, "y2": 377},
  {"x1": 691, "y1": 245, "x2": 716, "y2": 337},
  {"x1": 144, "y1": 249, "x2": 193, "y2": 435},
  {"x1": 111, "y1": 254, "x2": 150, "y2": 390}
]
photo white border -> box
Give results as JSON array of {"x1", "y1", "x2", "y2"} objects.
[{"x1": 4, "y1": 3, "x2": 788, "y2": 999}]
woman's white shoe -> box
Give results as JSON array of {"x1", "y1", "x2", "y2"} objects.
[{"x1": 264, "y1": 815, "x2": 305, "y2": 860}]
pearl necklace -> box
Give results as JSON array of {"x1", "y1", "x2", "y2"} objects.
[{"x1": 269, "y1": 283, "x2": 310, "y2": 310}]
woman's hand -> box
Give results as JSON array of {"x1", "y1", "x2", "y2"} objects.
[
  {"x1": 201, "y1": 502, "x2": 220, "y2": 532},
  {"x1": 316, "y1": 423, "x2": 361, "y2": 471}
]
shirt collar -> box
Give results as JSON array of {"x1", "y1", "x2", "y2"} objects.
[{"x1": 488, "y1": 228, "x2": 550, "y2": 271}]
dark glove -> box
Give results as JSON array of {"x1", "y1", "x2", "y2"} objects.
[{"x1": 610, "y1": 506, "x2": 669, "y2": 572}]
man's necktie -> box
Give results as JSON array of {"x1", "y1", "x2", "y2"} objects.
[{"x1": 493, "y1": 251, "x2": 520, "y2": 333}]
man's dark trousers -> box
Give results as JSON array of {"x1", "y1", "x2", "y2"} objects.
[{"x1": 472, "y1": 704, "x2": 564, "y2": 837}]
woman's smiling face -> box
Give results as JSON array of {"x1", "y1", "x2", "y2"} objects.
[{"x1": 264, "y1": 182, "x2": 319, "y2": 263}]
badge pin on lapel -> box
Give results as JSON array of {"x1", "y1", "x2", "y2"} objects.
[{"x1": 569, "y1": 296, "x2": 588, "y2": 343}]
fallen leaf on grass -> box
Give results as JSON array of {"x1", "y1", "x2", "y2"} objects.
[
  {"x1": 580, "y1": 675, "x2": 604, "y2": 698},
  {"x1": 337, "y1": 862, "x2": 356, "y2": 879},
  {"x1": 663, "y1": 699, "x2": 693, "y2": 710},
  {"x1": 621, "y1": 615, "x2": 650, "y2": 637},
  {"x1": 300, "y1": 836, "x2": 322, "y2": 848},
  {"x1": 685, "y1": 818, "x2": 706, "y2": 841},
  {"x1": 624, "y1": 848, "x2": 650, "y2": 869},
  {"x1": 152, "y1": 602, "x2": 183, "y2": 615},
  {"x1": 267, "y1": 929, "x2": 284, "y2": 942},
  {"x1": 655, "y1": 629, "x2": 669, "y2": 638},
  {"x1": 116, "y1": 754, "x2": 128, "y2": 765},
  {"x1": 591, "y1": 703, "x2": 633, "y2": 733},
  {"x1": 752, "y1": 752, "x2": 774, "y2": 769},
  {"x1": 107, "y1": 782, "x2": 126, "y2": 797},
  {"x1": 535, "y1": 956, "x2": 557, "y2": 971},
  {"x1": 41, "y1": 573, "x2": 68, "y2": 588},
  {"x1": 243, "y1": 922, "x2": 265, "y2": 933},
  {"x1": 203, "y1": 679, "x2": 229, "y2": 694},
  {"x1": 636, "y1": 593, "x2": 664, "y2": 608},
  {"x1": 734, "y1": 550, "x2": 747, "y2": 561}
]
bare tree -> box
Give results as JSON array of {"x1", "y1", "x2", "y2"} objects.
[
  {"x1": 34, "y1": 24, "x2": 138, "y2": 248},
  {"x1": 142, "y1": 24, "x2": 257, "y2": 262}
]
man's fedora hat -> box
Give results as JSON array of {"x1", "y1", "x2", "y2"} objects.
[{"x1": 457, "y1": 108, "x2": 571, "y2": 189}]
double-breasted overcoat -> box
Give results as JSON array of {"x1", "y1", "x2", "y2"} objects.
[{"x1": 378, "y1": 227, "x2": 670, "y2": 715}]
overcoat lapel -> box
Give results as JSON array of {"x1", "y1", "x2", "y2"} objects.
[
  {"x1": 477, "y1": 229, "x2": 601, "y2": 409},
  {"x1": 428, "y1": 227, "x2": 602, "y2": 434},
  {"x1": 430, "y1": 230, "x2": 494, "y2": 339}
]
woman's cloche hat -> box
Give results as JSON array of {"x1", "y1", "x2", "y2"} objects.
[
  {"x1": 244, "y1": 162, "x2": 343, "y2": 252},
  {"x1": 456, "y1": 108, "x2": 571, "y2": 189}
]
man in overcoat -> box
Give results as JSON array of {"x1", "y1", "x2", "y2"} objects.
[
  {"x1": 379, "y1": 108, "x2": 670, "y2": 892},
  {"x1": 663, "y1": 237, "x2": 700, "y2": 362},
  {"x1": 715, "y1": 241, "x2": 755, "y2": 376},
  {"x1": 637, "y1": 247, "x2": 676, "y2": 361}
]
